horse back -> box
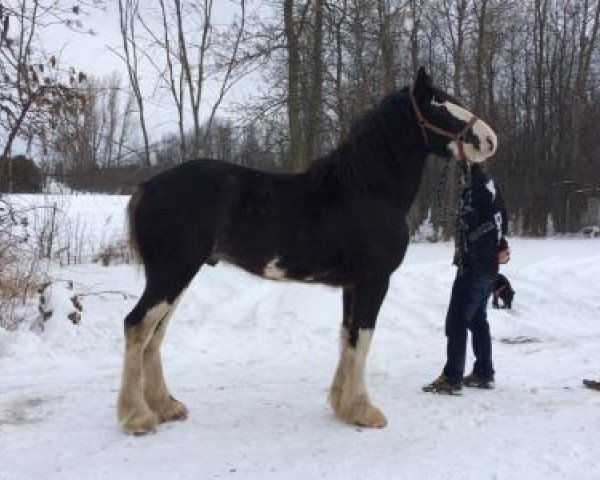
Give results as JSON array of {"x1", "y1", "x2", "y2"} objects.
[{"x1": 132, "y1": 158, "x2": 409, "y2": 286}]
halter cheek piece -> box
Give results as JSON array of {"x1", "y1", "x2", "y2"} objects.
[{"x1": 409, "y1": 87, "x2": 479, "y2": 162}]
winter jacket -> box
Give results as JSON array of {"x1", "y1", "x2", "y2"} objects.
[{"x1": 454, "y1": 165, "x2": 509, "y2": 274}]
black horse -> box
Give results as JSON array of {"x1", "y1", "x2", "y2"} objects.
[{"x1": 117, "y1": 68, "x2": 498, "y2": 435}]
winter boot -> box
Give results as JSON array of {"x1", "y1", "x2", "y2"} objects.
[
  {"x1": 463, "y1": 372, "x2": 495, "y2": 389},
  {"x1": 422, "y1": 374, "x2": 462, "y2": 394}
]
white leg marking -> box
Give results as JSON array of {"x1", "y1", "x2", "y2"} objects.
[
  {"x1": 263, "y1": 257, "x2": 287, "y2": 280},
  {"x1": 329, "y1": 327, "x2": 387, "y2": 428},
  {"x1": 143, "y1": 295, "x2": 188, "y2": 423},
  {"x1": 117, "y1": 301, "x2": 171, "y2": 434}
]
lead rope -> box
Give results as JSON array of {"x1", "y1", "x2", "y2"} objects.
[
  {"x1": 453, "y1": 162, "x2": 472, "y2": 270},
  {"x1": 424, "y1": 157, "x2": 452, "y2": 243},
  {"x1": 431, "y1": 156, "x2": 453, "y2": 212},
  {"x1": 427, "y1": 158, "x2": 471, "y2": 247},
  {"x1": 429, "y1": 156, "x2": 461, "y2": 239}
]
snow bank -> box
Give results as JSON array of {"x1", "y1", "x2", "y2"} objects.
[
  {"x1": 1, "y1": 194, "x2": 599, "y2": 479},
  {"x1": 5, "y1": 194, "x2": 129, "y2": 264}
]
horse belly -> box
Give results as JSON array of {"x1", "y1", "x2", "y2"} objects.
[{"x1": 212, "y1": 215, "x2": 346, "y2": 285}]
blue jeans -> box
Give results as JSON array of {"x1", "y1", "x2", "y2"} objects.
[{"x1": 442, "y1": 268, "x2": 496, "y2": 384}]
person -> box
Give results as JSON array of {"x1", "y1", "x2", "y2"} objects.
[{"x1": 423, "y1": 163, "x2": 510, "y2": 394}]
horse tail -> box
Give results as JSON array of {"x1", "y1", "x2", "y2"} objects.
[{"x1": 127, "y1": 186, "x2": 144, "y2": 264}]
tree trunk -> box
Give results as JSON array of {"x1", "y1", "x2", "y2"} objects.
[
  {"x1": 377, "y1": 0, "x2": 396, "y2": 94},
  {"x1": 306, "y1": 0, "x2": 323, "y2": 162},
  {"x1": 118, "y1": 0, "x2": 151, "y2": 167},
  {"x1": 284, "y1": 0, "x2": 305, "y2": 172},
  {"x1": 473, "y1": 0, "x2": 487, "y2": 114}
]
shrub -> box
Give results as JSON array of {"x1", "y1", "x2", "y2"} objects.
[{"x1": 0, "y1": 156, "x2": 43, "y2": 193}]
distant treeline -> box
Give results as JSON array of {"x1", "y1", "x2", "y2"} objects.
[{"x1": 4, "y1": 1, "x2": 600, "y2": 235}]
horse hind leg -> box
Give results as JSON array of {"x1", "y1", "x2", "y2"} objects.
[
  {"x1": 117, "y1": 292, "x2": 173, "y2": 435},
  {"x1": 143, "y1": 296, "x2": 188, "y2": 424},
  {"x1": 329, "y1": 279, "x2": 389, "y2": 428},
  {"x1": 117, "y1": 258, "x2": 200, "y2": 434}
]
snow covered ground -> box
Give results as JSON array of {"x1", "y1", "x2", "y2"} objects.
[{"x1": 1, "y1": 195, "x2": 600, "y2": 479}]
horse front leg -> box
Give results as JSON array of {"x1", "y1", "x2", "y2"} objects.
[{"x1": 329, "y1": 277, "x2": 389, "y2": 428}]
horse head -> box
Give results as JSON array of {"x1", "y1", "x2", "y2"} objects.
[{"x1": 411, "y1": 67, "x2": 497, "y2": 164}]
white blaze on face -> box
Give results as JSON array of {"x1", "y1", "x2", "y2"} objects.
[{"x1": 431, "y1": 99, "x2": 498, "y2": 163}]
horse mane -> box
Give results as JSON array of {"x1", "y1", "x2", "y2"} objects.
[{"x1": 307, "y1": 87, "x2": 424, "y2": 197}]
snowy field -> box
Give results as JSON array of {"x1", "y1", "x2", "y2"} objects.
[{"x1": 1, "y1": 195, "x2": 600, "y2": 479}]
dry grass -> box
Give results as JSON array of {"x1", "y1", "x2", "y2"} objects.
[
  {"x1": 93, "y1": 240, "x2": 132, "y2": 266},
  {"x1": 0, "y1": 256, "x2": 44, "y2": 329},
  {"x1": 1, "y1": 198, "x2": 45, "y2": 329}
]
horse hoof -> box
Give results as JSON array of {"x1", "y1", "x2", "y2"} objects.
[
  {"x1": 122, "y1": 411, "x2": 159, "y2": 435},
  {"x1": 159, "y1": 396, "x2": 189, "y2": 423},
  {"x1": 328, "y1": 386, "x2": 342, "y2": 411},
  {"x1": 354, "y1": 405, "x2": 388, "y2": 429},
  {"x1": 331, "y1": 392, "x2": 388, "y2": 429}
]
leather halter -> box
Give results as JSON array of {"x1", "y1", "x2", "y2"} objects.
[{"x1": 409, "y1": 87, "x2": 479, "y2": 162}]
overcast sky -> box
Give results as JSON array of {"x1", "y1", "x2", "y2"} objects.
[{"x1": 41, "y1": 0, "x2": 268, "y2": 146}]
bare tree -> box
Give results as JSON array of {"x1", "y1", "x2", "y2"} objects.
[
  {"x1": 115, "y1": 90, "x2": 136, "y2": 167},
  {"x1": 103, "y1": 74, "x2": 120, "y2": 167},
  {"x1": 127, "y1": 0, "x2": 247, "y2": 162},
  {"x1": 203, "y1": 0, "x2": 247, "y2": 145},
  {"x1": 118, "y1": 0, "x2": 151, "y2": 166},
  {"x1": 104, "y1": 0, "x2": 600, "y2": 235},
  {"x1": 156, "y1": 0, "x2": 186, "y2": 162},
  {"x1": 329, "y1": 0, "x2": 349, "y2": 139},
  {"x1": 376, "y1": 0, "x2": 396, "y2": 94},
  {"x1": 408, "y1": 0, "x2": 423, "y2": 75},
  {"x1": 284, "y1": 0, "x2": 306, "y2": 171},
  {"x1": 305, "y1": 0, "x2": 324, "y2": 161},
  {"x1": 571, "y1": 0, "x2": 600, "y2": 172},
  {"x1": 0, "y1": 2, "x2": 88, "y2": 190}
]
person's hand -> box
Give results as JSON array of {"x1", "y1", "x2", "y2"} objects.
[{"x1": 498, "y1": 248, "x2": 510, "y2": 264}]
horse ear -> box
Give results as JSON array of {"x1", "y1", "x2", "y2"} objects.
[{"x1": 413, "y1": 66, "x2": 432, "y2": 100}]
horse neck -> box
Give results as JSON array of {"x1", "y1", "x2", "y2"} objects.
[
  {"x1": 392, "y1": 150, "x2": 428, "y2": 211},
  {"x1": 340, "y1": 97, "x2": 429, "y2": 211}
]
